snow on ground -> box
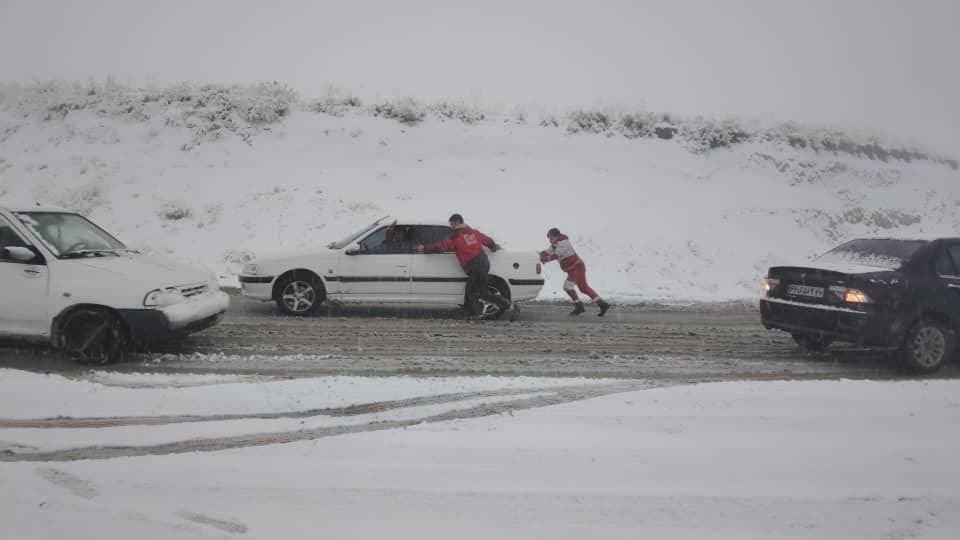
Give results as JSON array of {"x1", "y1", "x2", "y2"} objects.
[
  {"x1": 1, "y1": 82, "x2": 958, "y2": 301},
  {"x1": 0, "y1": 368, "x2": 604, "y2": 419},
  {"x1": 1, "y1": 370, "x2": 959, "y2": 539}
]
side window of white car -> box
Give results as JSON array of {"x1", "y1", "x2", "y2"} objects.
[
  {"x1": 0, "y1": 217, "x2": 30, "y2": 262},
  {"x1": 0, "y1": 219, "x2": 27, "y2": 246},
  {"x1": 412, "y1": 226, "x2": 454, "y2": 248},
  {"x1": 359, "y1": 226, "x2": 416, "y2": 254},
  {"x1": 357, "y1": 227, "x2": 387, "y2": 253}
]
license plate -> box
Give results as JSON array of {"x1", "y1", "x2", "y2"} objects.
[{"x1": 787, "y1": 284, "x2": 825, "y2": 298}]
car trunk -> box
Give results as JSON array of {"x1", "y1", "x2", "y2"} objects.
[{"x1": 767, "y1": 266, "x2": 869, "y2": 307}]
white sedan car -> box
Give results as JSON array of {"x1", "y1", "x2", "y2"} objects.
[
  {"x1": 0, "y1": 206, "x2": 229, "y2": 363},
  {"x1": 240, "y1": 217, "x2": 545, "y2": 319}
]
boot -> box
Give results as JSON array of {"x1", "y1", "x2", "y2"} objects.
[
  {"x1": 597, "y1": 299, "x2": 611, "y2": 317},
  {"x1": 569, "y1": 302, "x2": 585, "y2": 316}
]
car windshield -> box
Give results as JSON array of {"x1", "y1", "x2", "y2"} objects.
[
  {"x1": 328, "y1": 219, "x2": 384, "y2": 249},
  {"x1": 814, "y1": 238, "x2": 928, "y2": 269},
  {"x1": 15, "y1": 211, "x2": 127, "y2": 257}
]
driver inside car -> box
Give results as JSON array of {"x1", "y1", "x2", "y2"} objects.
[{"x1": 371, "y1": 222, "x2": 413, "y2": 254}]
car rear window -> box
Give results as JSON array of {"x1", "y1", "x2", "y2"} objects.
[{"x1": 814, "y1": 239, "x2": 929, "y2": 269}]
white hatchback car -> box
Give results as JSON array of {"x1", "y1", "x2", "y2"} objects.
[
  {"x1": 0, "y1": 206, "x2": 229, "y2": 363},
  {"x1": 240, "y1": 217, "x2": 545, "y2": 319}
]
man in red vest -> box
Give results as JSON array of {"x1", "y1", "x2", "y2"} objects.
[{"x1": 417, "y1": 214, "x2": 516, "y2": 320}]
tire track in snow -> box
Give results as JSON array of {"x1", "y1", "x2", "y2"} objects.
[
  {"x1": 0, "y1": 383, "x2": 638, "y2": 429},
  {"x1": 0, "y1": 382, "x2": 646, "y2": 462},
  {"x1": 35, "y1": 467, "x2": 98, "y2": 498},
  {"x1": 178, "y1": 512, "x2": 248, "y2": 534}
]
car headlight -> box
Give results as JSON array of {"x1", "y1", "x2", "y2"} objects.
[
  {"x1": 243, "y1": 263, "x2": 259, "y2": 275},
  {"x1": 144, "y1": 288, "x2": 186, "y2": 307}
]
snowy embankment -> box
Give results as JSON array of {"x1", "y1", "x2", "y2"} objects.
[
  {"x1": 1, "y1": 369, "x2": 959, "y2": 538},
  {"x1": 0, "y1": 81, "x2": 957, "y2": 301}
]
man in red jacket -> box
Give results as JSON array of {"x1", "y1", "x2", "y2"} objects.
[
  {"x1": 417, "y1": 214, "x2": 516, "y2": 320},
  {"x1": 540, "y1": 228, "x2": 611, "y2": 316}
]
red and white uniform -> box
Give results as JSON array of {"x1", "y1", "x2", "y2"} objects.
[
  {"x1": 540, "y1": 235, "x2": 599, "y2": 301},
  {"x1": 423, "y1": 226, "x2": 496, "y2": 268}
]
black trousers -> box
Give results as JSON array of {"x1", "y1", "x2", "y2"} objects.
[{"x1": 463, "y1": 255, "x2": 511, "y2": 316}]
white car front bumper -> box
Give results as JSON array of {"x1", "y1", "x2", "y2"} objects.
[
  {"x1": 160, "y1": 290, "x2": 231, "y2": 331},
  {"x1": 118, "y1": 290, "x2": 230, "y2": 343}
]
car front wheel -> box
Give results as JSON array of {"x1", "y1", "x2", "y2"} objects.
[
  {"x1": 900, "y1": 320, "x2": 954, "y2": 373},
  {"x1": 61, "y1": 308, "x2": 127, "y2": 364},
  {"x1": 275, "y1": 273, "x2": 325, "y2": 316}
]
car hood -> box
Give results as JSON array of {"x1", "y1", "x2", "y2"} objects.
[
  {"x1": 67, "y1": 254, "x2": 211, "y2": 286},
  {"x1": 252, "y1": 247, "x2": 339, "y2": 270},
  {"x1": 256, "y1": 247, "x2": 330, "y2": 261}
]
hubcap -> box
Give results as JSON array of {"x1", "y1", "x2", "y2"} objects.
[
  {"x1": 912, "y1": 326, "x2": 946, "y2": 368},
  {"x1": 282, "y1": 281, "x2": 316, "y2": 313},
  {"x1": 478, "y1": 286, "x2": 504, "y2": 317}
]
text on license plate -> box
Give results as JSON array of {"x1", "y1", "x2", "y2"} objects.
[{"x1": 787, "y1": 284, "x2": 825, "y2": 298}]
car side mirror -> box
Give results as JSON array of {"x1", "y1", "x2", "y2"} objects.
[
  {"x1": 345, "y1": 243, "x2": 364, "y2": 256},
  {"x1": 1, "y1": 246, "x2": 36, "y2": 262}
]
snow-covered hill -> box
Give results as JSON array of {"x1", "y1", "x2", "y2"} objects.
[{"x1": 1, "y1": 81, "x2": 957, "y2": 302}]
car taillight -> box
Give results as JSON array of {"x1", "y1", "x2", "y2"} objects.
[
  {"x1": 762, "y1": 277, "x2": 779, "y2": 295},
  {"x1": 843, "y1": 289, "x2": 872, "y2": 304},
  {"x1": 536, "y1": 263, "x2": 542, "y2": 275}
]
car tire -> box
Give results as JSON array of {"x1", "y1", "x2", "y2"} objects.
[
  {"x1": 61, "y1": 308, "x2": 127, "y2": 365},
  {"x1": 791, "y1": 333, "x2": 833, "y2": 352},
  {"x1": 900, "y1": 320, "x2": 954, "y2": 374},
  {"x1": 479, "y1": 279, "x2": 510, "y2": 321},
  {"x1": 275, "y1": 272, "x2": 325, "y2": 316}
]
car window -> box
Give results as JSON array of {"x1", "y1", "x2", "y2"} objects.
[
  {"x1": 943, "y1": 245, "x2": 960, "y2": 277},
  {"x1": 0, "y1": 218, "x2": 29, "y2": 261},
  {"x1": 815, "y1": 238, "x2": 928, "y2": 269},
  {"x1": 412, "y1": 225, "x2": 453, "y2": 247},
  {"x1": 935, "y1": 249, "x2": 956, "y2": 276},
  {"x1": 15, "y1": 212, "x2": 125, "y2": 256},
  {"x1": 358, "y1": 227, "x2": 387, "y2": 252},
  {"x1": 357, "y1": 226, "x2": 415, "y2": 254}
]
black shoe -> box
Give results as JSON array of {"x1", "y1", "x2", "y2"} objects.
[
  {"x1": 569, "y1": 302, "x2": 585, "y2": 316},
  {"x1": 597, "y1": 300, "x2": 611, "y2": 317}
]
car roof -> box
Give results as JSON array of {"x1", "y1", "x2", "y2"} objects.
[
  {"x1": 1, "y1": 205, "x2": 74, "y2": 213},
  {"x1": 375, "y1": 216, "x2": 452, "y2": 227},
  {"x1": 846, "y1": 237, "x2": 959, "y2": 243},
  {"x1": 392, "y1": 220, "x2": 451, "y2": 227}
]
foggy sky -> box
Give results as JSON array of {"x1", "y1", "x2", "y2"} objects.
[{"x1": 1, "y1": 0, "x2": 957, "y2": 150}]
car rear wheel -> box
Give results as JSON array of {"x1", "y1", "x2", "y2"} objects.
[
  {"x1": 61, "y1": 308, "x2": 127, "y2": 365},
  {"x1": 791, "y1": 333, "x2": 833, "y2": 352},
  {"x1": 275, "y1": 273, "x2": 324, "y2": 316},
  {"x1": 900, "y1": 320, "x2": 953, "y2": 373},
  {"x1": 479, "y1": 281, "x2": 511, "y2": 321}
]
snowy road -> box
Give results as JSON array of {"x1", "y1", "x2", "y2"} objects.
[
  {"x1": 3, "y1": 295, "x2": 956, "y2": 380},
  {"x1": 2, "y1": 370, "x2": 959, "y2": 538}
]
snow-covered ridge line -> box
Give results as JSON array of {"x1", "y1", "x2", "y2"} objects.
[
  {"x1": 2, "y1": 79, "x2": 957, "y2": 302},
  {"x1": 1, "y1": 79, "x2": 954, "y2": 169}
]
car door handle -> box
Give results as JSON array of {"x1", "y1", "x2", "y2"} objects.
[
  {"x1": 395, "y1": 265, "x2": 409, "y2": 268},
  {"x1": 949, "y1": 284, "x2": 960, "y2": 289},
  {"x1": 23, "y1": 267, "x2": 41, "y2": 276}
]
